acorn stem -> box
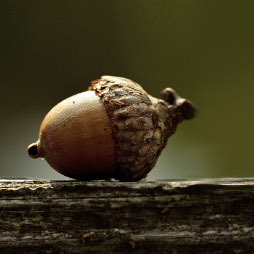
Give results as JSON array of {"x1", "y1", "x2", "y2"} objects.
[
  {"x1": 27, "y1": 143, "x2": 40, "y2": 159},
  {"x1": 176, "y1": 98, "x2": 196, "y2": 120},
  {"x1": 161, "y1": 88, "x2": 196, "y2": 120}
]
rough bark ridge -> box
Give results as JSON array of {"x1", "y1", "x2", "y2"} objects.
[
  {"x1": 0, "y1": 178, "x2": 254, "y2": 253},
  {"x1": 89, "y1": 76, "x2": 179, "y2": 180}
]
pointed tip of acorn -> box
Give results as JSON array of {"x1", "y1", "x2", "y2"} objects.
[{"x1": 27, "y1": 142, "x2": 40, "y2": 159}]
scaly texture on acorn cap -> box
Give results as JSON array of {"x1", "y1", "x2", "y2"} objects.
[{"x1": 89, "y1": 76, "x2": 196, "y2": 181}]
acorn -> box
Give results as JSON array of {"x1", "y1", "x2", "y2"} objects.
[{"x1": 27, "y1": 76, "x2": 196, "y2": 181}]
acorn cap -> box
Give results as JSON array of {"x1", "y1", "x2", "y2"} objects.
[{"x1": 89, "y1": 76, "x2": 196, "y2": 181}]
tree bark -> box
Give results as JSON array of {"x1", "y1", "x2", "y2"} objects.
[{"x1": 0, "y1": 178, "x2": 254, "y2": 253}]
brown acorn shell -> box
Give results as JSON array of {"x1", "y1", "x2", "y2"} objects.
[
  {"x1": 34, "y1": 91, "x2": 116, "y2": 180},
  {"x1": 27, "y1": 75, "x2": 195, "y2": 181}
]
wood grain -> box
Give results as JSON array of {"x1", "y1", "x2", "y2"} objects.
[{"x1": 0, "y1": 178, "x2": 254, "y2": 253}]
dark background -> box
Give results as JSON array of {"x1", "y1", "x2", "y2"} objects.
[{"x1": 1, "y1": 0, "x2": 253, "y2": 180}]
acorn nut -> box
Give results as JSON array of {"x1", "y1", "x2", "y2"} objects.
[{"x1": 27, "y1": 76, "x2": 196, "y2": 181}]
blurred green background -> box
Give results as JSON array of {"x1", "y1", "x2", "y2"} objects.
[{"x1": 0, "y1": 0, "x2": 253, "y2": 180}]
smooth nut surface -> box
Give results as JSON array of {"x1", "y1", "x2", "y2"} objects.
[{"x1": 37, "y1": 90, "x2": 116, "y2": 179}]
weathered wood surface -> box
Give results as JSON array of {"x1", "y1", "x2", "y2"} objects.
[{"x1": 0, "y1": 178, "x2": 254, "y2": 253}]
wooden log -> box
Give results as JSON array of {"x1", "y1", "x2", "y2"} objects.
[{"x1": 0, "y1": 178, "x2": 254, "y2": 253}]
